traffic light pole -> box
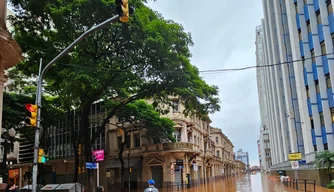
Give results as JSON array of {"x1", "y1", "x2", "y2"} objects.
[{"x1": 32, "y1": 14, "x2": 120, "y2": 192}]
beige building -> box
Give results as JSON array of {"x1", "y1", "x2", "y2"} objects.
[
  {"x1": 12, "y1": 100, "x2": 239, "y2": 191},
  {"x1": 234, "y1": 160, "x2": 246, "y2": 175},
  {"x1": 210, "y1": 127, "x2": 236, "y2": 178}
]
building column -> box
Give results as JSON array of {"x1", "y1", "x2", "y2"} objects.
[{"x1": 285, "y1": 0, "x2": 314, "y2": 157}]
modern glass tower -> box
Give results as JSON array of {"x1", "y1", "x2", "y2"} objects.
[{"x1": 257, "y1": 0, "x2": 334, "y2": 169}]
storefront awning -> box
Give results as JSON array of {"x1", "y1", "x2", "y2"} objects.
[{"x1": 106, "y1": 157, "x2": 141, "y2": 169}]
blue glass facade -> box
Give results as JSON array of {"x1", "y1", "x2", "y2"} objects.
[{"x1": 297, "y1": 0, "x2": 334, "y2": 151}]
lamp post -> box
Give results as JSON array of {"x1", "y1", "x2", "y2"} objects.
[{"x1": 1, "y1": 128, "x2": 16, "y2": 183}]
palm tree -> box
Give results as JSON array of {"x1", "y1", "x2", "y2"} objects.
[{"x1": 313, "y1": 151, "x2": 334, "y2": 182}]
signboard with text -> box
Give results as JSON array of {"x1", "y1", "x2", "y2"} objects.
[
  {"x1": 288, "y1": 152, "x2": 302, "y2": 161},
  {"x1": 92, "y1": 149, "x2": 105, "y2": 161}
]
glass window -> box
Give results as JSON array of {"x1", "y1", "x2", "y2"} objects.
[
  {"x1": 310, "y1": 116, "x2": 314, "y2": 129},
  {"x1": 311, "y1": 49, "x2": 315, "y2": 62},
  {"x1": 306, "y1": 86, "x2": 310, "y2": 98},
  {"x1": 331, "y1": 108, "x2": 334, "y2": 123},
  {"x1": 328, "y1": 1, "x2": 333, "y2": 14},
  {"x1": 315, "y1": 80, "x2": 320, "y2": 93},
  {"x1": 134, "y1": 134, "x2": 140, "y2": 148},
  {"x1": 117, "y1": 136, "x2": 122, "y2": 149},
  {"x1": 316, "y1": 11, "x2": 322, "y2": 24},
  {"x1": 307, "y1": 20, "x2": 311, "y2": 33},
  {"x1": 215, "y1": 137, "x2": 219, "y2": 144},
  {"x1": 321, "y1": 41, "x2": 326, "y2": 55},
  {"x1": 326, "y1": 74, "x2": 331, "y2": 88},
  {"x1": 172, "y1": 100, "x2": 180, "y2": 112},
  {"x1": 320, "y1": 112, "x2": 325, "y2": 126},
  {"x1": 295, "y1": 2, "x2": 298, "y2": 13}
]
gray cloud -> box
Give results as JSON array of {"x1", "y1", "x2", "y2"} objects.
[{"x1": 147, "y1": 0, "x2": 264, "y2": 166}]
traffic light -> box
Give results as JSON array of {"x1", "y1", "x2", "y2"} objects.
[
  {"x1": 116, "y1": 0, "x2": 130, "y2": 22},
  {"x1": 38, "y1": 148, "x2": 49, "y2": 163},
  {"x1": 129, "y1": 167, "x2": 132, "y2": 173},
  {"x1": 78, "y1": 144, "x2": 82, "y2": 155},
  {"x1": 118, "y1": 129, "x2": 123, "y2": 135},
  {"x1": 25, "y1": 104, "x2": 38, "y2": 127}
]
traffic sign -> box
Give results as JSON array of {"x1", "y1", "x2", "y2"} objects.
[
  {"x1": 291, "y1": 161, "x2": 299, "y2": 169},
  {"x1": 92, "y1": 150, "x2": 105, "y2": 161},
  {"x1": 86, "y1": 162, "x2": 98, "y2": 169},
  {"x1": 288, "y1": 153, "x2": 302, "y2": 160}
]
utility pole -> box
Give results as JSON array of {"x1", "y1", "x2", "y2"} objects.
[{"x1": 31, "y1": 15, "x2": 120, "y2": 192}]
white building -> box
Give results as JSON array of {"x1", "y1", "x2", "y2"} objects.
[{"x1": 257, "y1": 0, "x2": 334, "y2": 170}]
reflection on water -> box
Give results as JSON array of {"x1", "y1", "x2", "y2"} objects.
[{"x1": 129, "y1": 173, "x2": 333, "y2": 192}]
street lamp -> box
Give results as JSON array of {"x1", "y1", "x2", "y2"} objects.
[{"x1": 1, "y1": 128, "x2": 16, "y2": 183}]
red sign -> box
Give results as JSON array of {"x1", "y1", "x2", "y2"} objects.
[{"x1": 92, "y1": 150, "x2": 104, "y2": 161}]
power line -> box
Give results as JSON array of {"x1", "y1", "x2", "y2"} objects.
[{"x1": 55, "y1": 52, "x2": 334, "y2": 75}]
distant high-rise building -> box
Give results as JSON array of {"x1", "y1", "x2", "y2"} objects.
[
  {"x1": 257, "y1": 0, "x2": 334, "y2": 171},
  {"x1": 236, "y1": 149, "x2": 249, "y2": 170}
]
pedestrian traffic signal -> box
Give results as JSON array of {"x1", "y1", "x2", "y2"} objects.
[
  {"x1": 115, "y1": 0, "x2": 130, "y2": 22},
  {"x1": 25, "y1": 104, "x2": 38, "y2": 127},
  {"x1": 38, "y1": 148, "x2": 49, "y2": 163}
]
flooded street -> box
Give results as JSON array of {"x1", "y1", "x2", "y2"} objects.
[{"x1": 128, "y1": 173, "x2": 334, "y2": 192}]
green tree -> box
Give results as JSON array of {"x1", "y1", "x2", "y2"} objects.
[
  {"x1": 108, "y1": 100, "x2": 175, "y2": 190},
  {"x1": 8, "y1": 0, "x2": 220, "y2": 189},
  {"x1": 313, "y1": 151, "x2": 334, "y2": 183}
]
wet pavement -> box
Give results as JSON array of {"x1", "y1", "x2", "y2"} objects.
[{"x1": 127, "y1": 173, "x2": 334, "y2": 192}]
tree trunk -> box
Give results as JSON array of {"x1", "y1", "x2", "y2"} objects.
[
  {"x1": 82, "y1": 104, "x2": 96, "y2": 192},
  {"x1": 69, "y1": 109, "x2": 79, "y2": 183},
  {"x1": 118, "y1": 129, "x2": 128, "y2": 192}
]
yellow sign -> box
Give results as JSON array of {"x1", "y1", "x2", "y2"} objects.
[{"x1": 288, "y1": 153, "x2": 302, "y2": 160}]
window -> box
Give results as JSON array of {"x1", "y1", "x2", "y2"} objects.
[
  {"x1": 310, "y1": 116, "x2": 314, "y2": 129},
  {"x1": 126, "y1": 134, "x2": 131, "y2": 148},
  {"x1": 117, "y1": 136, "x2": 122, "y2": 149},
  {"x1": 134, "y1": 134, "x2": 140, "y2": 148},
  {"x1": 306, "y1": 86, "x2": 310, "y2": 98},
  {"x1": 328, "y1": 0, "x2": 333, "y2": 14},
  {"x1": 172, "y1": 100, "x2": 180, "y2": 112},
  {"x1": 320, "y1": 112, "x2": 325, "y2": 126},
  {"x1": 216, "y1": 137, "x2": 219, "y2": 144},
  {"x1": 307, "y1": 20, "x2": 311, "y2": 33},
  {"x1": 330, "y1": 108, "x2": 334, "y2": 123},
  {"x1": 217, "y1": 151, "x2": 220, "y2": 157},
  {"x1": 311, "y1": 49, "x2": 315, "y2": 62},
  {"x1": 316, "y1": 11, "x2": 322, "y2": 25},
  {"x1": 321, "y1": 41, "x2": 326, "y2": 55},
  {"x1": 326, "y1": 74, "x2": 331, "y2": 88},
  {"x1": 315, "y1": 80, "x2": 320, "y2": 93},
  {"x1": 153, "y1": 137, "x2": 160, "y2": 144}
]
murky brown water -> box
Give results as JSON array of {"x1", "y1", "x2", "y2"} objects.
[{"x1": 127, "y1": 173, "x2": 333, "y2": 192}]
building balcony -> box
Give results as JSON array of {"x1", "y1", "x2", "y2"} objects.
[{"x1": 141, "y1": 142, "x2": 201, "y2": 157}]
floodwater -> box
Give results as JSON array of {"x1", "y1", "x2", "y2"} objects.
[{"x1": 129, "y1": 173, "x2": 334, "y2": 192}]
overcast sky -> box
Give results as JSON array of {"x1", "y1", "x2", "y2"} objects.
[{"x1": 147, "y1": 0, "x2": 264, "y2": 166}]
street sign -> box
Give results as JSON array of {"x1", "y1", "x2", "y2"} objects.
[
  {"x1": 92, "y1": 150, "x2": 105, "y2": 161},
  {"x1": 288, "y1": 152, "x2": 302, "y2": 160},
  {"x1": 291, "y1": 161, "x2": 299, "y2": 169},
  {"x1": 86, "y1": 162, "x2": 98, "y2": 169}
]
